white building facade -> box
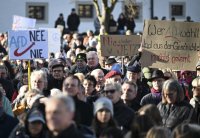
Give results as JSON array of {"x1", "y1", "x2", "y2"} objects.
[{"x1": 0, "y1": 0, "x2": 200, "y2": 33}]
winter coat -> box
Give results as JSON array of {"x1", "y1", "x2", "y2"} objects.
[
  {"x1": 73, "y1": 96, "x2": 93, "y2": 126},
  {"x1": 70, "y1": 64, "x2": 88, "y2": 75},
  {"x1": 0, "y1": 112, "x2": 19, "y2": 138},
  {"x1": 140, "y1": 88, "x2": 162, "y2": 106},
  {"x1": 114, "y1": 100, "x2": 135, "y2": 132},
  {"x1": 0, "y1": 78, "x2": 14, "y2": 101},
  {"x1": 190, "y1": 97, "x2": 200, "y2": 124},
  {"x1": 45, "y1": 124, "x2": 84, "y2": 138},
  {"x1": 3, "y1": 96, "x2": 14, "y2": 116},
  {"x1": 47, "y1": 75, "x2": 64, "y2": 91},
  {"x1": 117, "y1": 18, "x2": 126, "y2": 30},
  {"x1": 9, "y1": 123, "x2": 46, "y2": 138},
  {"x1": 157, "y1": 101, "x2": 196, "y2": 130},
  {"x1": 67, "y1": 14, "x2": 80, "y2": 31}
]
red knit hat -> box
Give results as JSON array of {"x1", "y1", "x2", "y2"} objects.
[{"x1": 104, "y1": 70, "x2": 122, "y2": 80}]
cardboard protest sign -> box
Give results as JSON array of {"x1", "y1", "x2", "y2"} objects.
[
  {"x1": 8, "y1": 30, "x2": 48, "y2": 60},
  {"x1": 141, "y1": 20, "x2": 200, "y2": 71},
  {"x1": 12, "y1": 15, "x2": 36, "y2": 30},
  {"x1": 40, "y1": 28, "x2": 61, "y2": 54},
  {"x1": 100, "y1": 35, "x2": 141, "y2": 56}
]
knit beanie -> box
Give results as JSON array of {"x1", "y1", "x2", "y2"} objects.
[{"x1": 93, "y1": 97, "x2": 113, "y2": 116}]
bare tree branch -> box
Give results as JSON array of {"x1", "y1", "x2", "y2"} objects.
[
  {"x1": 110, "y1": 0, "x2": 118, "y2": 12},
  {"x1": 93, "y1": 0, "x2": 102, "y2": 17}
]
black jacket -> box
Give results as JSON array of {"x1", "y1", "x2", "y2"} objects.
[
  {"x1": 73, "y1": 96, "x2": 93, "y2": 126},
  {"x1": 140, "y1": 92, "x2": 162, "y2": 106},
  {"x1": 48, "y1": 75, "x2": 64, "y2": 91},
  {"x1": 0, "y1": 78, "x2": 14, "y2": 101},
  {"x1": 126, "y1": 98, "x2": 141, "y2": 111},
  {"x1": 0, "y1": 112, "x2": 19, "y2": 138},
  {"x1": 114, "y1": 100, "x2": 135, "y2": 132},
  {"x1": 67, "y1": 14, "x2": 80, "y2": 31},
  {"x1": 158, "y1": 101, "x2": 196, "y2": 130},
  {"x1": 46, "y1": 124, "x2": 84, "y2": 138}
]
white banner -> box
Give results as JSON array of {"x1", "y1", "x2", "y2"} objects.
[
  {"x1": 40, "y1": 28, "x2": 61, "y2": 54},
  {"x1": 12, "y1": 15, "x2": 36, "y2": 30},
  {"x1": 8, "y1": 30, "x2": 48, "y2": 60}
]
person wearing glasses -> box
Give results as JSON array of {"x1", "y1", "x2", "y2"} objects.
[
  {"x1": 158, "y1": 79, "x2": 196, "y2": 130},
  {"x1": 48, "y1": 59, "x2": 65, "y2": 91},
  {"x1": 104, "y1": 82, "x2": 134, "y2": 133}
]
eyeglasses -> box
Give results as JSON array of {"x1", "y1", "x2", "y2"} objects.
[{"x1": 104, "y1": 89, "x2": 116, "y2": 94}]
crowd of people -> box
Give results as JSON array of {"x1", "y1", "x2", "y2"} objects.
[
  {"x1": 0, "y1": 8, "x2": 200, "y2": 138},
  {"x1": 55, "y1": 8, "x2": 136, "y2": 35}
]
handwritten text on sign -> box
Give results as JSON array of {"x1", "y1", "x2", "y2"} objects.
[
  {"x1": 141, "y1": 20, "x2": 200, "y2": 70},
  {"x1": 100, "y1": 35, "x2": 141, "y2": 56},
  {"x1": 9, "y1": 30, "x2": 48, "y2": 60}
]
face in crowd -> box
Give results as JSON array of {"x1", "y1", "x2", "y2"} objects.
[
  {"x1": 62, "y1": 76, "x2": 80, "y2": 97},
  {"x1": 76, "y1": 59, "x2": 86, "y2": 68},
  {"x1": 96, "y1": 108, "x2": 111, "y2": 123},
  {"x1": 52, "y1": 66, "x2": 64, "y2": 80},
  {"x1": 22, "y1": 73, "x2": 28, "y2": 85},
  {"x1": 31, "y1": 75, "x2": 45, "y2": 91},
  {"x1": 152, "y1": 78, "x2": 165, "y2": 91},
  {"x1": 0, "y1": 66, "x2": 7, "y2": 79},
  {"x1": 45, "y1": 98, "x2": 74, "y2": 135},
  {"x1": 87, "y1": 52, "x2": 99, "y2": 68},
  {"x1": 126, "y1": 71, "x2": 139, "y2": 83},
  {"x1": 104, "y1": 83, "x2": 121, "y2": 104},
  {"x1": 162, "y1": 79, "x2": 184, "y2": 104},
  {"x1": 28, "y1": 121, "x2": 43, "y2": 137},
  {"x1": 121, "y1": 82, "x2": 137, "y2": 101},
  {"x1": 83, "y1": 79, "x2": 95, "y2": 96},
  {"x1": 91, "y1": 69, "x2": 105, "y2": 91}
]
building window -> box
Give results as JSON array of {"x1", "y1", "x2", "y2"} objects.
[
  {"x1": 78, "y1": 4, "x2": 94, "y2": 18},
  {"x1": 26, "y1": 3, "x2": 48, "y2": 23},
  {"x1": 124, "y1": 3, "x2": 142, "y2": 21},
  {"x1": 169, "y1": 2, "x2": 186, "y2": 18}
]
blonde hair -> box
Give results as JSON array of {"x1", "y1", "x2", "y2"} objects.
[{"x1": 74, "y1": 73, "x2": 85, "y2": 83}]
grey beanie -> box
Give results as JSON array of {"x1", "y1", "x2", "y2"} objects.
[{"x1": 93, "y1": 97, "x2": 113, "y2": 116}]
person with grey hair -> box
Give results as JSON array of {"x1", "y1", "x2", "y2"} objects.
[
  {"x1": 86, "y1": 51, "x2": 108, "y2": 74},
  {"x1": 158, "y1": 79, "x2": 196, "y2": 130},
  {"x1": 121, "y1": 81, "x2": 141, "y2": 111},
  {"x1": 104, "y1": 82, "x2": 134, "y2": 133},
  {"x1": 45, "y1": 94, "x2": 80, "y2": 137},
  {"x1": 91, "y1": 69, "x2": 105, "y2": 93},
  {"x1": 31, "y1": 70, "x2": 49, "y2": 96}
]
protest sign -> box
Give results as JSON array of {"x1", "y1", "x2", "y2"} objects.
[
  {"x1": 12, "y1": 15, "x2": 36, "y2": 30},
  {"x1": 141, "y1": 20, "x2": 200, "y2": 71},
  {"x1": 40, "y1": 28, "x2": 61, "y2": 54},
  {"x1": 100, "y1": 35, "x2": 141, "y2": 56},
  {"x1": 8, "y1": 30, "x2": 48, "y2": 60}
]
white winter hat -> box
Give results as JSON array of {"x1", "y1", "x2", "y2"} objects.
[{"x1": 93, "y1": 97, "x2": 113, "y2": 116}]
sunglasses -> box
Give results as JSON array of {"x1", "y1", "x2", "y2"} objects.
[{"x1": 104, "y1": 89, "x2": 116, "y2": 94}]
